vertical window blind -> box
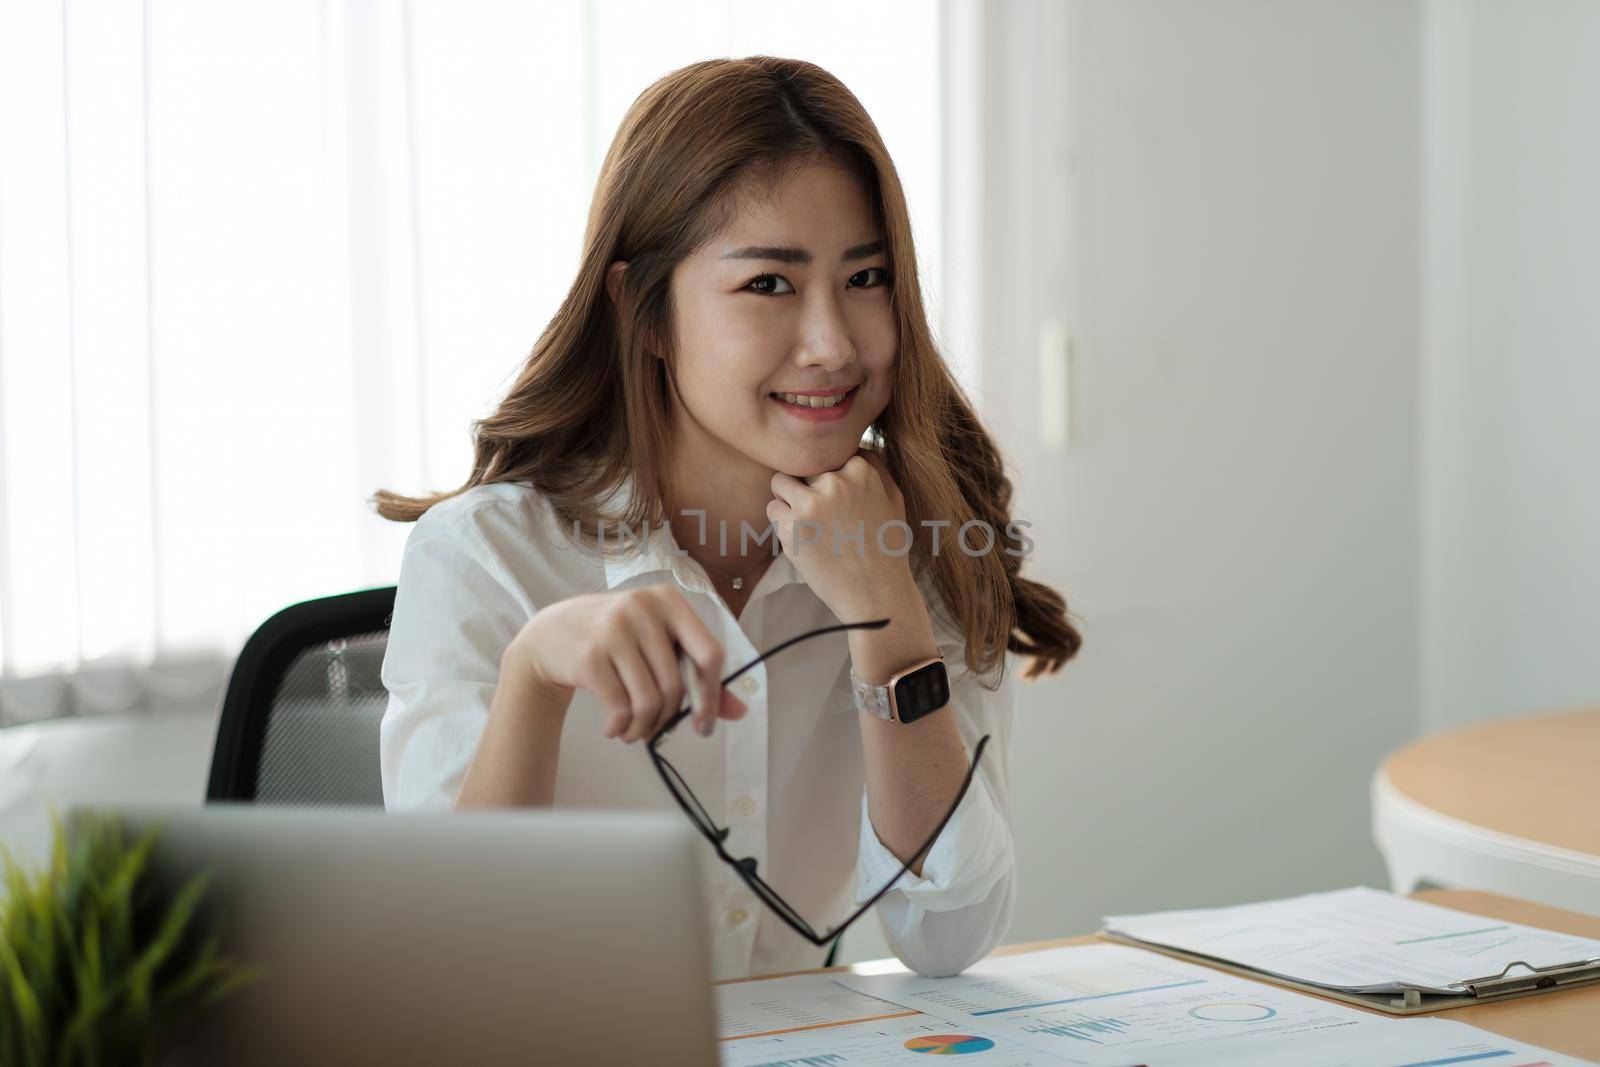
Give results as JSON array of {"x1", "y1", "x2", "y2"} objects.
[{"x1": 0, "y1": 0, "x2": 969, "y2": 725}]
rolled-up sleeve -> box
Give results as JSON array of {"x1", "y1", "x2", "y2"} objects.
[
  {"x1": 851, "y1": 631, "x2": 1017, "y2": 978},
  {"x1": 379, "y1": 505, "x2": 532, "y2": 812}
]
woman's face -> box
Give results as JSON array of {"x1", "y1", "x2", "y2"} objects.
[{"x1": 663, "y1": 162, "x2": 897, "y2": 480}]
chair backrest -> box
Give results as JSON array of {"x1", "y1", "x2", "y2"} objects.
[{"x1": 207, "y1": 586, "x2": 396, "y2": 806}]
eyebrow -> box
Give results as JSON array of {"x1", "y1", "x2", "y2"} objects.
[{"x1": 719, "y1": 239, "x2": 885, "y2": 265}]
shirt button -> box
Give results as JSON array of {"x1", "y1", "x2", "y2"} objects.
[
  {"x1": 735, "y1": 795, "x2": 757, "y2": 817},
  {"x1": 728, "y1": 907, "x2": 749, "y2": 926},
  {"x1": 738, "y1": 676, "x2": 759, "y2": 696}
]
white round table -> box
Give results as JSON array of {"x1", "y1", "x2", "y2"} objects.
[{"x1": 1372, "y1": 706, "x2": 1600, "y2": 917}]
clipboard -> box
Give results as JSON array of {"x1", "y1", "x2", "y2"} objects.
[{"x1": 1096, "y1": 931, "x2": 1600, "y2": 1015}]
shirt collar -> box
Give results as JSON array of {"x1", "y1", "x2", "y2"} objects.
[{"x1": 599, "y1": 472, "x2": 802, "y2": 600}]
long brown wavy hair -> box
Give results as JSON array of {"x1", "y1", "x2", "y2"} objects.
[{"x1": 373, "y1": 55, "x2": 1080, "y2": 685}]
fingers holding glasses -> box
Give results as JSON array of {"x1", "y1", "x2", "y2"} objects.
[
  {"x1": 609, "y1": 632, "x2": 665, "y2": 744},
  {"x1": 612, "y1": 585, "x2": 748, "y2": 743},
  {"x1": 627, "y1": 610, "x2": 688, "y2": 741},
  {"x1": 607, "y1": 587, "x2": 720, "y2": 744},
  {"x1": 513, "y1": 585, "x2": 746, "y2": 745},
  {"x1": 656, "y1": 586, "x2": 747, "y2": 738}
]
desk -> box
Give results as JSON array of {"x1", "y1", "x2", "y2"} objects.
[
  {"x1": 1373, "y1": 707, "x2": 1600, "y2": 916},
  {"x1": 721, "y1": 889, "x2": 1600, "y2": 1061}
]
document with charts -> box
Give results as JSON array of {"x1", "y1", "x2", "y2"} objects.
[
  {"x1": 713, "y1": 973, "x2": 1060, "y2": 1066},
  {"x1": 825, "y1": 943, "x2": 1588, "y2": 1066}
]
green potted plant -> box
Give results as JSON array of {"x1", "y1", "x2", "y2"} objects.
[{"x1": 0, "y1": 805, "x2": 262, "y2": 1066}]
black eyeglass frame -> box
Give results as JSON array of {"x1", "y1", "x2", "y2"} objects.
[{"x1": 646, "y1": 617, "x2": 993, "y2": 950}]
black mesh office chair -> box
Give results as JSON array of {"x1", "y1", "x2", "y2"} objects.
[
  {"x1": 205, "y1": 583, "x2": 847, "y2": 966},
  {"x1": 206, "y1": 586, "x2": 396, "y2": 806}
]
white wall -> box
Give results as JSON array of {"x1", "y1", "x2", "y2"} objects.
[
  {"x1": 979, "y1": 0, "x2": 1423, "y2": 943},
  {"x1": 1421, "y1": 0, "x2": 1600, "y2": 733}
]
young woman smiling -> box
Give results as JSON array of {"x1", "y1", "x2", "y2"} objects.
[{"x1": 374, "y1": 56, "x2": 1080, "y2": 981}]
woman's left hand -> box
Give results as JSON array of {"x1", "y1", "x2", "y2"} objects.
[{"x1": 768, "y1": 447, "x2": 918, "y2": 621}]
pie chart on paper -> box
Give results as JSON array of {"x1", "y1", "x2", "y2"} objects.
[
  {"x1": 1188, "y1": 1001, "x2": 1277, "y2": 1023},
  {"x1": 904, "y1": 1034, "x2": 998, "y2": 1054}
]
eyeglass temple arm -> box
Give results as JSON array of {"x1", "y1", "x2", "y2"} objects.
[
  {"x1": 747, "y1": 732, "x2": 994, "y2": 948},
  {"x1": 817, "y1": 733, "x2": 992, "y2": 941},
  {"x1": 722, "y1": 616, "x2": 890, "y2": 687},
  {"x1": 649, "y1": 616, "x2": 891, "y2": 749}
]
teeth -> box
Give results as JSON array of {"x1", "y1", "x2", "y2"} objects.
[{"x1": 776, "y1": 390, "x2": 850, "y2": 408}]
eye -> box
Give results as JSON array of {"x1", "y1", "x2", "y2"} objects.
[
  {"x1": 849, "y1": 266, "x2": 890, "y2": 289},
  {"x1": 744, "y1": 274, "x2": 795, "y2": 295}
]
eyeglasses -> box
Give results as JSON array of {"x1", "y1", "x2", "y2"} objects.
[{"x1": 647, "y1": 617, "x2": 992, "y2": 950}]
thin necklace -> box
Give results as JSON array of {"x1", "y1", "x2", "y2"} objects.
[{"x1": 722, "y1": 555, "x2": 770, "y2": 592}]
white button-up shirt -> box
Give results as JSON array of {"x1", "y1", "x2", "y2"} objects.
[{"x1": 379, "y1": 480, "x2": 1017, "y2": 980}]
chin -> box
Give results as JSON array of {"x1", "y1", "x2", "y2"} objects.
[{"x1": 772, "y1": 440, "x2": 863, "y2": 480}]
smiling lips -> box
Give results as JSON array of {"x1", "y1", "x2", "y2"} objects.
[{"x1": 769, "y1": 385, "x2": 858, "y2": 422}]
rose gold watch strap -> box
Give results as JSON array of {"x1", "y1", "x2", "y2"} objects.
[{"x1": 850, "y1": 651, "x2": 945, "y2": 722}]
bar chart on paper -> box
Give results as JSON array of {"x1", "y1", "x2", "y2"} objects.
[{"x1": 1024, "y1": 1014, "x2": 1133, "y2": 1041}]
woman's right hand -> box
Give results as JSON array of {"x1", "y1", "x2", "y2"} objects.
[{"x1": 506, "y1": 585, "x2": 747, "y2": 743}]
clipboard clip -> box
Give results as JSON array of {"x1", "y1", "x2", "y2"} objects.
[
  {"x1": 1454, "y1": 955, "x2": 1600, "y2": 997},
  {"x1": 1388, "y1": 988, "x2": 1425, "y2": 1010}
]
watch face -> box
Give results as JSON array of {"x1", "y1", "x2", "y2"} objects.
[{"x1": 892, "y1": 662, "x2": 950, "y2": 724}]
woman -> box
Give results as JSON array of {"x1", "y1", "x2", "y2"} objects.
[{"x1": 374, "y1": 55, "x2": 1080, "y2": 982}]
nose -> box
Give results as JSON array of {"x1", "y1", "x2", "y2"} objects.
[{"x1": 793, "y1": 288, "x2": 857, "y2": 373}]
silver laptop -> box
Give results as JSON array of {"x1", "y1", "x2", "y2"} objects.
[{"x1": 69, "y1": 804, "x2": 719, "y2": 1066}]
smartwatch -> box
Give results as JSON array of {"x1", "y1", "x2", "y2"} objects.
[{"x1": 850, "y1": 653, "x2": 949, "y2": 724}]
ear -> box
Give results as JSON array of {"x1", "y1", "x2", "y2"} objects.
[{"x1": 605, "y1": 260, "x2": 628, "y2": 311}]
